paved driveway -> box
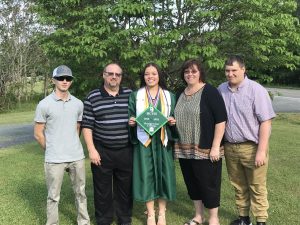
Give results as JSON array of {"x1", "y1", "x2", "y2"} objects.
[
  {"x1": 0, "y1": 123, "x2": 34, "y2": 148},
  {"x1": 266, "y1": 88, "x2": 300, "y2": 112}
]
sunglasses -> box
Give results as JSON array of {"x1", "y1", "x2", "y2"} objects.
[
  {"x1": 54, "y1": 76, "x2": 73, "y2": 82},
  {"x1": 104, "y1": 71, "x2": 122, "y2": 78}
]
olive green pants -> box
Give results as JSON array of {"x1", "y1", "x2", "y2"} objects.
[{"x1": 224, "y1": 142, "x2": 269, "y2": 223}]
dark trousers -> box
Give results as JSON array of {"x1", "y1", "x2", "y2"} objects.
[
  {"x1": 179, "y1": 158, "x2": 222, "y2": 209},
  {"x1": 91, "y1": 143, "x2": 133, "y2": 225}
]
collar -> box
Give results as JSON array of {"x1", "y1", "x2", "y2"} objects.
[
  {"x1": 100, "y1": 85, "x2": 123, "y2": 97},
  {"x1": 227, "y1": 75, "x2": 249, "y2": 92},
  {"x1": 51, "y1": 91, "x2": 71, "y2": 101}
]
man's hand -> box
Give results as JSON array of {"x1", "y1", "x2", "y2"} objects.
[
  {"x1": 128, "y1": 116, "x2": 136, "y2": 127},
  {"x1": 256, "y1": 119, "x2": 271, "y2": 167},
  {"x1": 255, "y1": 150, "x2": 267, "y2": 167},
  {"x1": 34, "y1": 122, "x2": 46, "y2": 150},
  {"x1": 82, "y1": 128, "x2": 101, "y2": 165},
  {"x1": 89, "y1": 148, "x2": 101, "y2": 166}
]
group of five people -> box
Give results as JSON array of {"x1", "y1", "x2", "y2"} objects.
[{"x1": 34, "y1": 55, "x2": 275, "y2": 225}]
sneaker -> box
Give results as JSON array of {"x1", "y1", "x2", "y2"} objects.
[
  {"x1": 256, "y1": 223, "x2": 266, "y2": 225},
  {"x1": 230, "y1": 216, "x2": 252, "y2": 225}
]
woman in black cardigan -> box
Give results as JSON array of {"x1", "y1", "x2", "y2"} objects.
[{"x1": 174, "y1": 59, "x2": 227, "y2": 225}]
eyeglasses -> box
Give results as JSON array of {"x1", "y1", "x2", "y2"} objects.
[
  {"x1": 184, "y1": 70, "x2": 199, "y2": 75},
  {"x1": 54, "y1": 76, "x2": 73, "y2": 82},
  {"x1": 104, "y1": 71, "x2": 122, "y2": 78}
]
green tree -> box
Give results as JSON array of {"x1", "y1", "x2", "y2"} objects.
[
  {"x1": 267, "y1": 0, "x2": 300, "y2": 86},
  {"x1": 0, "y1": 0, "x2": 49, "y2": 111},
  {"x1": 33, "y1": 0, "x2": 300, "y2": 95}
]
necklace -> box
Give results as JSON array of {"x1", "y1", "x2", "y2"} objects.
[
  {"x1": 146, "y1": 86, "x2": 160, "y2": 107},
  {"x1": 184, "y1": 83, "x2": 205, "y2": 96}
]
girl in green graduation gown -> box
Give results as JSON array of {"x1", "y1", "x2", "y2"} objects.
[{"x1": 128, "y1": 63, "x2": 177, "y2": 225}]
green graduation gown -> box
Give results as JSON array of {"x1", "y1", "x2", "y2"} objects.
[{"x1": 128, "y1": 90, "x2": 177, "y2": 202}]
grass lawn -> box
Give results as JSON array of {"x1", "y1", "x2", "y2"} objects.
[
  {"x1": 0, "y1": 113, "x2": 299, "y2": 225},
  {"x1": 0, "y1": 110, "x2": 35, "y2": 125}
]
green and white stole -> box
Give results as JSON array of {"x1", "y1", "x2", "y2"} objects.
[{"x1": 136, "y1": 87, "x2": 171, "y2": 147}]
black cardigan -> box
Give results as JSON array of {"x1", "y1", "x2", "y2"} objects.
[{"x1": 176, "y1": 83, "x2": 227, "y2": 149}]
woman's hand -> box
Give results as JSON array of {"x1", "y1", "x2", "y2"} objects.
[
  {"x1": 209, "y1": 146, "x2": 220, "y2": 162},
  {"x1": 128, "y1": 116, "x2": 136, "y2": 127},
  {"x1": 168, "y1": 117, "x2": 176, "y2": 126}
]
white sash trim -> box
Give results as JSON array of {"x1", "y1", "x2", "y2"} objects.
[{"x1": 136, "y1": 87, "x2": 171, "y2": 147}]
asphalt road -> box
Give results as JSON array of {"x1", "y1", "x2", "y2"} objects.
[
  {"x1": 0, "y1": 123, "x2": 34, "y2": 148},
  {"x1": 266, "y1": 88, "x2": 300, "y2": 112},
  {"x1": 0, "y1": 87, "x2": 299, "y2": 149}
]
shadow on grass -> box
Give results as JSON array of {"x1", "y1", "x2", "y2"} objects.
[
  {"x1": 170, "y1": 162, "x2": 237, "y2": 224},
  {"x1": 17, "y1": 176, "x2": 79, "y2": 224},
  {"x1": 17, "y1": 168, "x2": 96, "y2": 225},
  {"x1": 12, "y1": 167, "x2": 237, "y2": 225},
  {"x1": 11, "y1": 144, "x2": 237, "y2": 224},
  {"x1": 171, "y1": 187, "x2": 237, "y2": 224},
  {"x1": 17, "y1": 178, "x2": 46, "y2": 224}
]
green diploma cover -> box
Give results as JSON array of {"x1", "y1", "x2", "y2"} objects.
[{"x1": 135, "y1": 106, "x2": 168, "y2": 136}]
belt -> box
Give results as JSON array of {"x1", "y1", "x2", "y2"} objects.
[{"x1": 225, "y1": 140, "x2": 254, "y2": 144}]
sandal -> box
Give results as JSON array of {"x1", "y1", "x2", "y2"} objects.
[
  {"x1": 157, "y1": 211, "x2": 166, "y2": 225},
  {"x1": 147, "y1": 214, "x2": 156, "y2": 225},
  {"x1": 184, "y1": 219, "x2": 202, "y2": 225},
  {"x1": 145, "y1": 211, "x2": 156, "y2": 225}
]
